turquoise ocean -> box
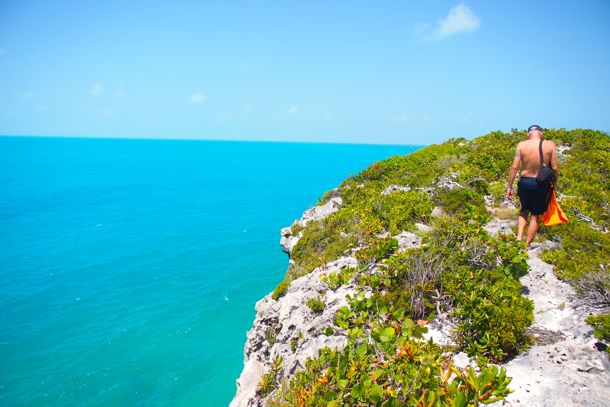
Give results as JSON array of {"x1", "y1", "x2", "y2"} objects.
[{"x1": 0, "y1": 136, "x2": 419, "y2": 406}]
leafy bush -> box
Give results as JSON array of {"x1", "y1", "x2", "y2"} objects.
[
  {"x1": 354, "y1": 236, "x2": 399, "y2": 263},
  {"x1": 306, "y1": 295, "x2": 326, "y2": 314},
  {"x1": 540, "y1": 221, "x2": 610, "y2": 304},
  {"x1": 272, "y1": 279, "x2": 290, "y2": 300},
  {"x1": 257, "y1": 355, "x2": 283, "y2": 396},
  {"x1": 585, "y1": 314, "x2": 610, "y2": 342},
  {"x1": 377, "y1": 190, "x2": 434, "y2": 234},
  {"x1": 450, "y1": 269, "x2": 534, "y2": 362},
  {"x1": 268, "y1": 319, "x2": 512, "y2": 406},
  {"x1": 434, "y1": 187, "x2": 487, "y2": 220},
  {"x1": 321, "y1": 266, "x2": 356, "y2": 291}
]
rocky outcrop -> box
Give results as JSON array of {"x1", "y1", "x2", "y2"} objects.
[
  {"x1": 233, "y1": 193, "x2": 610, "y2": 407},
  {"x1": 279, "y1": 196, "x2": 342, "y2": 254},
  {"x1": 230, "y1": 256, "x2": 358, "y2": 407},
  {"x1": 435, "y1": 173, "x2": 462, "y2": 190}
]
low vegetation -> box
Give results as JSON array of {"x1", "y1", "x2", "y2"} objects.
[{"x1": 261, "y1": 128, "x2": 609, "y2": 405}]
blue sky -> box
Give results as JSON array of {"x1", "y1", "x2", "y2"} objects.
[{"x1": 1, "y1": 1, "x2": 609, "y2": 145}]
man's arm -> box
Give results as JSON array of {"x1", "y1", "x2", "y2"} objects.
[{"x1": 506, "y1": 146, "x2": 521, "y2": 199}]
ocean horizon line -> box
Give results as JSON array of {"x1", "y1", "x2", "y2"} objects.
[{"x1": 0, "y1": 133, "x2": 427, "y2": 148}]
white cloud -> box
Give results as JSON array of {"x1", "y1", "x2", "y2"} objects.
[
  {"x1": 91, "y1": 83, "x2": 103, "y2": 96},
  {"x1": 434, "y1": 3, "x2": 480, "y2": 40},
  {"x1": 189, "y1": 92, "x2": 206, "y2": 104},
  {"x1": 288, "y1": 105, "x2": 300, "y2": 114}
]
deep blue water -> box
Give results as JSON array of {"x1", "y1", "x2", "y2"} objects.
[{"x1": 0, "y1": 136, "x2": 420, "y2": 406}]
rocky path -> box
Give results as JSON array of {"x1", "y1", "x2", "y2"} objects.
[{"x1": 499, "y1": 245, "x2": 610, "y2": 406}]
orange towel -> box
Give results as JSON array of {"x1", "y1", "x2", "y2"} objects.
[{"x1": 541, "y1": 190, "x2": 569, "y2": 226}]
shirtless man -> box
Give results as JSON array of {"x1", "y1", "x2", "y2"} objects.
[{"x1": 506, "y1": 125, "x2": 559, "y2": 249}]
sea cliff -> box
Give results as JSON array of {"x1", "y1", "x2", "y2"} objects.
[{"x1": 231, "y1": 129, "x2": 610, "y2": 406}]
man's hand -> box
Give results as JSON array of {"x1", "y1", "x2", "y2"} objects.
[{"x1": 506, "y1": 188, "x2": 514, "y2": 200}]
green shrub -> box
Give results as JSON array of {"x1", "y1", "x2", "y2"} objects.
[
  {"x1": 434, "y1": 186, "x2": 487, "y2": 220},
  {"x1": 449, "y1": 269, "x2": 534, "y2": 362},
  {"x1": 256, "y1": 355, "x2": 283, "y2": 397},
  {"x1": 321, "y1": 266, "x2": 356, "y2": 291},
  {"x1": 306, "y1": 295, "x2": 326, "y2": 314},
  {"x1": 268, "y1": 320, "x2": 512, "y2": 406},
  {"x1": 539, "y1": 221, "x2": 610, "y2": 297},
  {"x1": 354, "y1": 236, "x2": 399, "y2": 263},
  {"x1": 585, "y1": 314, "x2": 610, "y2": 342},
  {"x1": 377, "y1": 190, "x2": 434, "y2": 234},
  {"x1": 271, "y1": 279, "x2": 290, "y2": 300}
]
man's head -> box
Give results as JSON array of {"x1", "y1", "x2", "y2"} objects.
[{"x1": 527, "y1": 124, "x2": 543, "y2": 137}]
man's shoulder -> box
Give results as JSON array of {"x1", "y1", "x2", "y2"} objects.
[{"x1": 543, "y1": 139, "x2": 557, "y2": 149}]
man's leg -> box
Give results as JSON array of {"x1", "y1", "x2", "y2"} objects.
[
  {"x1": 517, "y1": 211, "x2": 529, "y2": 241},
  {"x1": 525, "y1": 214, "x2": 541, "y2": 248}
]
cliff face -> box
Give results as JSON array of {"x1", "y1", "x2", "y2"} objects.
[
  {"x1": 231, "y1": 197, "x2": 354, "y2": 407},
  {"x1": 230, "y1": 129, "x2": 610, "y2": 406}
]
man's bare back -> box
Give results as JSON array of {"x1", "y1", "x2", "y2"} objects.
[{"x1": 516, "y1": 138, "x2": 558, "y2": 178}]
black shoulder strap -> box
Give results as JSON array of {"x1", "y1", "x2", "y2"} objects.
[{"x1": 538, "y1": 140, "x2": 545, "y2": 167}]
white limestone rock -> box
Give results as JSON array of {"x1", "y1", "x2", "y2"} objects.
[
  {"x1": 382, "y1": 184, "x2": 412, "y2": 195},
  {"x1": 279, "y1": 196, "x2": 343, "y2": 254},
  {"x1": 484, "y1": 219, "x2": 515, "y2": 237},
  {"x1": 435, "y1": 174, "x2": 462, "y2": 190},
  {"x1": 393, "y1": 231, "x2": 422, "y2": 253},
  {"x1": 415, "y1": 223, "x2": 433, "y2": 232},
  {"x1": 431, "y1": 206, "x2": 448, "y2": 218}
]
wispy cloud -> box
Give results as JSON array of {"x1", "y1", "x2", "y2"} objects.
[
  {"x1": 22, "y1": 90, "x2": 37, "y2": 99},
  {"x1": 189, "y1": 92, "x2": 206, "y2": 104},
  {"x1": 115, "y1": 89, "x2": 128, "y2": 99},
  {"x1": 91, "y1": 83, "x2": 103, "y2": 96},
  {"x1": 288, "y1": 105, "x2": 300, "y2": 115},
  {"x1": 416, "y1": 3, "x2": 480, "y2": 41}
]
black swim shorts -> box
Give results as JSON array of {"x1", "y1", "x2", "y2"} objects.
[{"x1": 517, "y1": 177, "x2": 552, "y2": 215}]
